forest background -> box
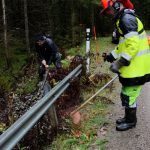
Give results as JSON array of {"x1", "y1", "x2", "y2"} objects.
[{"x1": 0, "y1": 0, "x2": 150, "y2": 90}]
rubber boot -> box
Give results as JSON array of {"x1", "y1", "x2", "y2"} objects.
[
  {"x1": 116, "y1": 108, "x2": 129, "y2": 124},
  {"x1": 116, "y1": 108, "x2": 137, "y2": 131}
]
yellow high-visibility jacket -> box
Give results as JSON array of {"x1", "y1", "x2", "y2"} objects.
[{"x1": 111, "y1": 9, "x2": 150, "y2": 86}]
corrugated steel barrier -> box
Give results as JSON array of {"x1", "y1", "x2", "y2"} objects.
[{"x1": 0, "y1": 64, "x2": 82, "y2": 150}]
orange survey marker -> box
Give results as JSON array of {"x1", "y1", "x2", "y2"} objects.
[
  {"x1": 93, "y1": 26, "x2": 101, "y2": 64},
  {"x1": 148, "y1": 36, "x2": 150, "y2": 46}
]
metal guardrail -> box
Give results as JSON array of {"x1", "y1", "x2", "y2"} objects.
[{"x1": 0, "y1": 64, "x2": 82, "y2": 150}]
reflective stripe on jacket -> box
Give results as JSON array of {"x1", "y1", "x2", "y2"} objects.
[{"x1": 111, "y1": 10, "x2": 150, "y2": 86}]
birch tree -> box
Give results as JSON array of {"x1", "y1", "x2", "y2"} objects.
[
  {"x1": 2, "y1": 0, "x2": 9, "y2": 68},
  {"x1": 24, "y1": 0, "x2": 30, "y2": 54}
]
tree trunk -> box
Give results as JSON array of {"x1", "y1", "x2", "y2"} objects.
[
  {"x1": 91, "y1": 2, "x2": 95, "y2": 28},
  {"x1": 2, "y1": 0, "x2": 10, "y2": 68},
  {"x1": 24, "y1": 0, "x2": 30, "y2": 54},
  {"x1": 71, "y1": 0, "x2": 76, "y2": 46}
]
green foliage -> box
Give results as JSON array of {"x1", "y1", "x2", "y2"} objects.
[
  {"x1": 63, "y1": 138, "x2": 79, "y2": 147},
  {"x1": 82, "y1": 99, "x2": 109, "y2": 131},
  {"x1": 47, "y1": 97, "x2": 109, "y2": 150},
  {"x1": 86, "y1": 115, "x2": 106, "y2": 130},
  {"x1": 23, "y1": 76, "x2": 38, "y2": 94},
  {"x1": 0, "y1": 123, "x2": 7, "y2": 132},
  {"x1": 0, "y1": 36, "x2": 28, "y2": 91},
  {"x1": 0, "y1": 72, "x2": 14, "y2": 91},
  {"x1": 95, "y1": 139, "x2": 108, "y2": 150},
  {"x1": 49, "y1": 131, "x2": 108, "y2": 150},
  {"x1": 16, "y1": 75, "x2": 38, "y2": 94},
  {"x1": 66, "y1": 47, "x2": 82, "y2": 56},
  {"x1": 61, "y1": 59, "x2": 71, "y2": 68},
  {"x1": 96, "y1": 139, "x2": 108, "y2": 146}
]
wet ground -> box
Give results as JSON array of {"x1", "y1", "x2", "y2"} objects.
[{"x1": 105, "y1": 82, "x2": 150, "y2": 150}]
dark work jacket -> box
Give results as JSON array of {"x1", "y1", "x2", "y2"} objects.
[
  {"x1": 35, "y1": 38, "x2": 58, "y2": 64},
  {"x1": 115, "y1": 9, "x2": 137, "y2": 36}
]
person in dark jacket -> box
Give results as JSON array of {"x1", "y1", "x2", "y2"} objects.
[
  {"x1": 35, "y1": 34, "x2": 62, "y2": 80},
  {"x1": 101, "y1": 0, "x2": 150, "y2": 131}
]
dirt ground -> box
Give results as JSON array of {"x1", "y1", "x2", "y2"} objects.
[{"x1": 105, "y1": 80, "x2": 150, "y2": 150}]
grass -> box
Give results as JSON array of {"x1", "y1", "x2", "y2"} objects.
[
  {"x1": 45, "y1": 98, "x2": 110, "y2": 150},
  {"x1": 0, "y1": 36, "x2": 39, "y2": 93},
  {"x1": 53, "y1": 30, "x2": 150, "y2": 149},
  {"x1": 43, "y1": 36, "x2": 116, "y2": 150},
  {"x1": 0, "y1": 37, "x2": 29, "y2": 91},
  {"x1": 15, "y1": 74, "x2": 39, "y2": 94}
]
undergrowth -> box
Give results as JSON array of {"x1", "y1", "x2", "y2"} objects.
[
  {"x1": 0, "y1": 35, "x2": 116, "y2": 149},
  {"x1": 0, "y1": 37, "x2": 29, "y2": 91},
  {"x1": 43, "y1": 36, "x2": 116, "y2": 150}
]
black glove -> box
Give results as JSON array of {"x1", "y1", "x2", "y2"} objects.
[
  {"x1": 110, "y1": 57, "x2": 130, "y2": 74},
  {"x1": 110, "y1": 61, "x2": 121, "y2": 74},
  {"x1": 102, "y1": 53, "x2": 116, "y2": 63}
]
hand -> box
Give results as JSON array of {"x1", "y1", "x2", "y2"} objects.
[
  {"x1": 42, "y1": 60, "x2": 46, "y2": 66},
  {"x1": 110, "y1": 62, "x2": 121, "y2": 74},
  {"x1": 42, "y1": 60, "x2": 49, "y2": 68},
  {"x1": 102, "y1": 53, "x2": 115, "y2": 63},
  {"x1": 48, "y1": 72, "x2": 53, "y2": 78},
  {"x1": 45, "y1": 65, "x2": 49, "y2": 69}
]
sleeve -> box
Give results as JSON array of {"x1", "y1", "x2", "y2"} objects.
[
  {"x1": 119, "y1": 14, "x2": 139, "y2": 61},
  {"x1": 46, "y1": 39, "x2": 59, "y2": 53},
  {"x1": 111, "y1": 45, "x2": 119, "y2": 60}
]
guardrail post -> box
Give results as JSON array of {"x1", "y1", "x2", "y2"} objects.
[
  {"x1": 48, "y1": 105, "x2": 58, "y2": 128},
  {"x1": 44, "y1": 82, "x2": 58, "y2": 129}
]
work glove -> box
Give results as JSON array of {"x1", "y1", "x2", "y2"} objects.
[
  {"x1": 110, "y1": 57, "x2": 130, "y2": 74},
  {"x1": 102, "y1": 52, "x2": 116, "y2": 63},
  {"x1": 42, "y1": 60, "x2": 49, "y2": 68},
  {"x1": 110, "y1": 61, "x2": 121, "y2": 74}
]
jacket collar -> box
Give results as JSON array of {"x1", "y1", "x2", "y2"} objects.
[{"x1": 114, "y1": 9, "x2": 136, "y2": 21}]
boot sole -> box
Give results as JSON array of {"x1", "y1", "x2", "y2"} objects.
[{"x1": 116, "y1": 124, "x2": 136, "y2": 131}]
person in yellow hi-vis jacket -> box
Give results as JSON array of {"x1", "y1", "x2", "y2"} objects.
[{"x1": 101, "y1": 0, "x2": 150, "y2": 131}]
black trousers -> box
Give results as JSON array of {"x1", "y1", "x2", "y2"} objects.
[{"x1": 38, "y1": 52, "x2": 62, "y2": 80}]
